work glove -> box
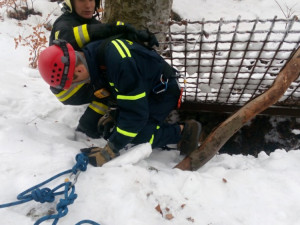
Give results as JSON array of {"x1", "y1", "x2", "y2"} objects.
[
  {"x1": 112, "y1": 21, "x2": 137, "y2": 36},
  {"x1": 112, "y1": 22, "x2": 159, "y2": 48},
  {"x1": 97, "y1": 109, "x2": 117, "y2": 140},
  {"x1": 135, "y1": 29, "x2": 159, "y2": 48},
  {"x1": 80, "y1": 144, "x2": 116, "y2": 167}
]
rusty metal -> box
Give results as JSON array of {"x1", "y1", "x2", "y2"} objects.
[{"x1": 159, "y1": 17, "x2": 300, "y2": 116}]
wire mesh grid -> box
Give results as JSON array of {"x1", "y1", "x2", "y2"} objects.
[{"x1": 160, "y1": 16, "x2": 300, "y2": 112}]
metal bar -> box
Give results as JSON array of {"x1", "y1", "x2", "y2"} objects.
[
  {"x1": 180, "y1": 102, "x2": 300, "y2": 117},
  {"x1": 163, "y1": 17, "x2": 298, "y2": 25},
  {"x1": 163, "y1": 18, "x2": 300, "y2": 116},
  {"x1": 225, "y1": 18, "x2": 259, "y2": 103},
  {"x1": 168, "y1": 20, "x2": 174, "y2": 68},
  {"x1": 249, "y1": 16, "x2": 296, "y2": 103},
  {"x1": 216, "y1": 16, "x2": 241, "y2": 102},
  {"x1": 194, "y1": 18, "x2": 205, "y2": 101},
  {"x1": 236, "y1": 16, "x2": 278, "y2": 103}
]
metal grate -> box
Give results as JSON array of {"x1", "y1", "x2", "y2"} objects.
[{"x1": 159, "y1": 16, "x2": 300, "y2": 116}]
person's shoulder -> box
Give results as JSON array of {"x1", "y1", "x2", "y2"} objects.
[
  {"x1": 52, "y1": 12, "x2": 72, "y2": 25},
  {"x1": 90, "y1": 17, "x2": 102, "y2": 25}
]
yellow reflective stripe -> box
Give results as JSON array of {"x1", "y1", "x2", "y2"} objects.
[
  {"x1": 55, "y1": 31, "x2": 60, "y2": 40},
  {"x1": 82, "y1": 24, "x2": 90, "y2": 43},
  {"x1": 54, "y1": 83, "x2": 85, "y2": 102},
  {"x1": 116, "y1": 39, "x2": 131, "y2": 57},
  {"x1": 126, "y1": 40, "x2": 133, "y2": 45},
  {"x1": 111, "y1": 40, "x2": 126, "y2": 58},
  {"x1": 116, "y1": 21, "x2": 124, "y2": 25},
  {"x1": 117, "y1": 127, "x2": 137, "y2": 138},
  {"x1": 117, "y1": 92, "x2": 146, "y2": 100},
  {"x1": 109, "y1": 82, "x2": 114, "y2": 86},
  {"x1": 149, "y1": 135, "x2": 154, "y2": 144},
  {"x1": 73, "y1": 24, "x2": 90, "y2": 48},
  {"x1": 73, "y1": 26, "x2": 83, "y2": 48},
  {"x1": 88, "y1": 101, "x2": 109, "y2": 115},
  {"x1": 149, "y1": 126, "x2": 160, "y2": 145}
]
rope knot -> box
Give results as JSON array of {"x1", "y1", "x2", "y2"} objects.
[
  {"x1": 72, "y1": 153, "x2": 88, "y2": 174},
  {"x1": 56, "y1": 193, "x2": 77, "y2": 214},
  {"x1": 31, "y1": 188, "x2": 55, "y2": 203}
]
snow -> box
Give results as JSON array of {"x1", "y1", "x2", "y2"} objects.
[{"x1": 0, "y1": 0, "x2": 300, "y2": 225}]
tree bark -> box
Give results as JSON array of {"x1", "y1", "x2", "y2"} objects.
[
  {"x1": 175, "y1": 47, "x2": 300, "y2": 171},
  {"x1": 102, "y1": 0, "x2": 173, "y2": 48}
]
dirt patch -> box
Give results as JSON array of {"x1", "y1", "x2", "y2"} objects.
[{"x1": 178, "y1": 111, "x2": 300, "y2": 156}]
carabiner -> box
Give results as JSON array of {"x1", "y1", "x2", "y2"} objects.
[{"x1": 153, "y1": 75, "x2": 169, "y2": 94}]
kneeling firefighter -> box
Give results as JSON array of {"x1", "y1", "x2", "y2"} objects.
[
  {"x1": 38, "y1": 38, "x2": 202, "y2": 166},
  {"x1": 50, "y1": 0, "x2": 159, "y2": 138}
]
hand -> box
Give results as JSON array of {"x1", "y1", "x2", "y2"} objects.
[
  {"x1": 80, "y1": 144, "x2": 116, "y2": 167},
  {"x1": 136, "y1": 29, "x2": 159, "y2": 48},
  {"x1": 112, "y1": 21, "x2": 137, "y2": 35},
  {"x1": 97, "y1": 110, "x2": 116, "y2": 140},
  {"x1": 112, "y1": 22, "x2": 159, "y2": 48}
]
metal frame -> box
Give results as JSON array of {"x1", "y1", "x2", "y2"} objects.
[{"x1": 159, "y1": 17, "x2": 300, "y2": 116}]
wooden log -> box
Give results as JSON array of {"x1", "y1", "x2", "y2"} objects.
[{"x1": 175, "y1": 47, "x2": 300, "y2": 171}]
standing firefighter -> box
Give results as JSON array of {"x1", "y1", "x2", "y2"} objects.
[
  {"x1": 49, "y1": 0, "x2": 158, "y2": 138},
  {"x1": 38, "y1": 39, "x2": 202, "y2": 167}
]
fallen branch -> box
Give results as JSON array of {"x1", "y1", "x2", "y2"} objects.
[{"x1": 175, "y1": 46, "x2": 300, "y2": 171}]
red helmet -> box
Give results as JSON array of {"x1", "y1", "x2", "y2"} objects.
[{"x1": 38, "y1": 39, "x2": 76, "y2": 90}]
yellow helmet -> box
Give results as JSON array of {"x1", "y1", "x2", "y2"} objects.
[
  {"x1": 61, "y1": 0, "x2": 100, "y2": 13},
  {"x1": 64, "y1": 0, "x2": 72, "y2": 11}
]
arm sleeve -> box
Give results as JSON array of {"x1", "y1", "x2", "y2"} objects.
[
  {"x1": 49, "y1": 16, "x2": 82, "y2": 50},
  {"x1": 50, "y1": 18, "x2": 128, "y2": 50}
]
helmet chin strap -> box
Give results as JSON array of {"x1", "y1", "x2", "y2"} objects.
[
  {"x1": 75, "y1": 51, "x2": 89, "y2": 74},
  {"x1": 70, "y1": 77, "x2": 91, "y2": 88},
  {"x1": 71, "y1": 51, "x2": 90, "y2": 87}
]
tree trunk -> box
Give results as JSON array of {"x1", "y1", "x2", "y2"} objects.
[
  {"x1": 175, "y1": 47, "x2": 300, "y2": 171},
  {"x1": 102, "y1": 0, "x2": 173, "y2": 49}
]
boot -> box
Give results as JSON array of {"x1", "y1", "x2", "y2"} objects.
[{"x1": 178, "y1": 119, "x2": 202, "y2": 156}]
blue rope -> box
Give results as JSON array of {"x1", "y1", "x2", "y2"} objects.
[
  {"x1": 0, "y1": 153, "x2": 100, "y2": 225},
  {"x1": 75, "y1": 220, "x2": 101, "y2": 225}
]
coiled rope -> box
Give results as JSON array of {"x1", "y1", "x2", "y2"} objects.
[{"x1": 0, "y1": 153, "x2": 100, "y2": 225}]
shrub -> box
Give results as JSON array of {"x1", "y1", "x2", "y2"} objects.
[
  {"x1": 0, "y1": 0, "x2": 41, "y2": 20},
  {"x1": 14, "y1": 14, "x2": 51, "y2": 68}
]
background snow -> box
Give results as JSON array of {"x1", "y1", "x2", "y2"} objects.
[{"x1": 0, "y1": 0, "x2": 300, "y2": 225}]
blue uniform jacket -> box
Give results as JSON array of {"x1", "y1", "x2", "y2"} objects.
[{"x1": 83, "y1": 39, "x2": 179, "y2": 152}]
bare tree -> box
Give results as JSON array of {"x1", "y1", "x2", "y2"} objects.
[{"x1": 102, "y1": 0, "x2": 173, "y2": 49}]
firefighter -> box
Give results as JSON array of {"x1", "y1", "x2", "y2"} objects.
[
  {"x1": 49, "y1": 0, "x2": 158, "y2": 138},
  {"x1": 38, "y1": 39, "x2": 202, "y2": 167}
]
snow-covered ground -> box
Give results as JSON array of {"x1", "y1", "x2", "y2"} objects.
[{"x1": 0, "y1": 0, "x2": 300, "y2": 225}]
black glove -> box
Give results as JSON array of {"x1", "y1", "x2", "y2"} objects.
[
  {"x1": 80, "y1": 144, "x2": 116, "y2": 167},
  {"x1": 97, "y1": 109, "x2": 117, "y2": 140},
  {"x1": 112, "y1": 22, "x2": 159, "y2": 48},
  {"x1": 135, "y1": 29, "x2": 159, "y2": 48},
  {"x1": 112, "y1": 22, "x2": 137, "y2": 36}
]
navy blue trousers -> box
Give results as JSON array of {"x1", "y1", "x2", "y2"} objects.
[{"x1": 130, "y1": 79, "x2": 182, "y2": 148}]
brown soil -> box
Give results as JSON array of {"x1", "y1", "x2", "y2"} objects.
[{"x1": 178, "y1": 111, "x2": 300, "y2": 156}]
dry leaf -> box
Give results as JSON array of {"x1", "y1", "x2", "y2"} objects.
[
  {"x1": 155, "y1": 204, "x2": 163, "y2": 216},
  {"x1": 165, "y1": 213, "x2": 174, "y2": 220}
]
